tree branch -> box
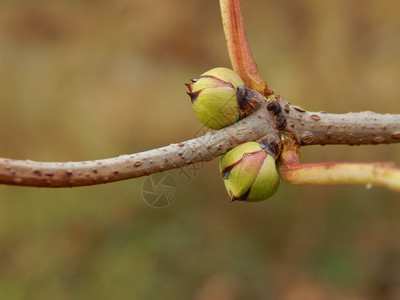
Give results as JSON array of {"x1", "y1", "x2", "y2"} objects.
[
  {"x1": 0, "y1": 97, "x2": 278, "y2": 188},
  {"x1": 276, "y1": 96, "x2": 400, "y2": 146},
  {"x1": 0, "y1": 93, "x2": 399, "y2": 188}
]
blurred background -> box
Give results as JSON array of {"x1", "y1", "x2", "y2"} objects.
[{"x1": 0, "y1": 0, "x2": 399, "y2": 299}]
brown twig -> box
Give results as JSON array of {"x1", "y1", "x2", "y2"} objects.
[
  {"x1": 1, "y1": 92, "x2": 399, "y2": 188},
  {"x1": 0, "y1": 92, "x2": 278, "y2": 187},
  {"x1": 276, "y1": 96, "x2": 400, "y2": 146}
]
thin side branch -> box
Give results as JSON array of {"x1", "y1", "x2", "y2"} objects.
[
  {"x1": 278, "y1": 136, "x2": 400, "y2": 192},
  {"x1": 219, "y1": 0, "x2": 273, "y2": 96}
]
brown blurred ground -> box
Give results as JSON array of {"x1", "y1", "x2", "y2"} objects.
[{"x1": 0, "y1": 0, "x2": 399, "y2": 299}]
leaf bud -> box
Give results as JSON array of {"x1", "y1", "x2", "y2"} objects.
[
  {"x1": 219, "y1": 142, "x2": 280, "y2": 202},
  {"x1": 186, "y1": 67, "x2": 245, "y2": 130}
]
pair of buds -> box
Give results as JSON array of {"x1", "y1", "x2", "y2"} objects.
[{"x1": 186, "y1": 68, "x2": 280, "y2": 202}]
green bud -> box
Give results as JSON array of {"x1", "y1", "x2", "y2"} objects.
[
  {"x1": 186, "y1": 67, "x2": 245, "y2": 130},
  {"x1": 219, "y1": 142, "x2": 280, "y2": 202}
]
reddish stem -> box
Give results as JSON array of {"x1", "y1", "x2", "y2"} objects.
[{"x1": 220, "y1": 0, "x2": 273, "y2": 96}]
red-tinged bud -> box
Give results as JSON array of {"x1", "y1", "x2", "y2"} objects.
[
  {"x1": 186, "y1": 67, "x2": 245, "y2": 130},
  {"x1": 219, "y1": 142, "x2": 280, "y2": 202}
]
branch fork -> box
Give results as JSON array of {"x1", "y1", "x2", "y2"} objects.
[
  {"x1": 0, "y1": 0, "x2": 399, "y2": 194},
  {"x1": 219, "y1": 0, "x2": 400, "y2": 193}
]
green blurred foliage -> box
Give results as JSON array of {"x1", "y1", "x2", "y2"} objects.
[{"x1": 0, "y1": 0, "x2": 399, "y2": 299}]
